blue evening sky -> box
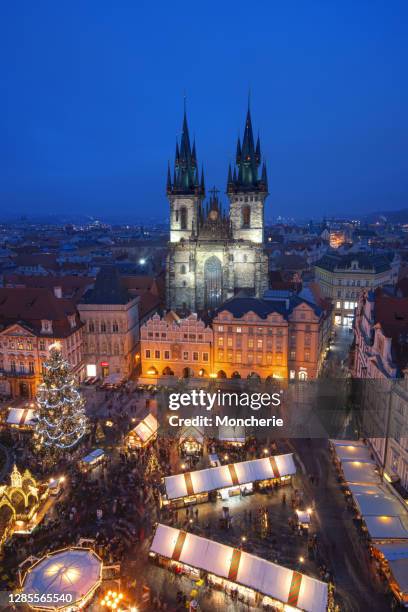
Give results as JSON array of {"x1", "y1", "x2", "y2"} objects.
[{"x1": 0, "y1": 1, "x2": 407, "y2": 221}]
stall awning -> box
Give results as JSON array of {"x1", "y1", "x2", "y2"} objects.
[
  {"x1": 7, "y1": 407, "x2": 36, "y2": 427},
  {"x1": 363, "y1": 515, "x2": 408, "y2": 540},
  {"x1": 330, "y1": 439, "x2": 367, "y2": 448},
  {"x1": 218, "y1": 425, "x2": 245, "y2": 443},
  {"x1": 164, "y1": 454, "x2": 296, "y2": 500},
  {"x1": 340, "y1": 460, "x2": 380, "y2": 485},
  {"x1": 376, "y1": 542, "x2": 408, "y2": 561},
  {"x1": 330, "y1": 442, "x2": 373, "y2": 463},
  {"x1": 150, "y1": 524, "x2": 328, "y2": 612},
  {"x1": 351, "y1": 486, "x2": 406, "y2": 517},
  {"x1": 179, "y1": 425, "x2": 204, "y2": 444},
  {"x1": 132, "y1": 413, "x2": 159, "y2": 443},
  {"x1": 82, "y1": 448, "x2": 105, "y2": 464}
]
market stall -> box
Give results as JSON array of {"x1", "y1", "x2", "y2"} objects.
[
  {"x1": 79, "y1": 449, "x2": 105, "y2": 473},
  {"x1": 329, "y1": 440, "x2": 373, "y2": 463},
  {"x1": 295, "y1": 509, "x2": 312, "y2": 530},
  {"x1": 21, "y1": 547, "x2": 103, "y2": 610},
  {"x1": 6, "y1": 407, "x2": 37, "y2": 428},
  {"x1": 218, "y1": 424, "x2": 246, "y2": 446},
  {"x1": 179, "y1": 425, "x2": 204, "y2": 456},
  {"x1": 161, "y1": 453, "x2": 296, "y2": 508},
  {"x1": 348, "y1": 483, "x2": 407, "y2": 519},
  {"x1": 126, "y1": 413, "x2": 159, "y2": 449},
  {"x1": 149, "y1": 523, "x2": 329, "y2": 612},
  {"x1": 339, "y1": 460, "x2": 380, "y2": 485},
  {"x1": 373, "y1": 542, "x2": 408, "y2": 607}
]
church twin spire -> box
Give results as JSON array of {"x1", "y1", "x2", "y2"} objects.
[
  {"x1": 166, "y1": 102, "x2": 268, "y2": 198},
  {"x1": 227, "y1": 106, "x2": 268, "y2": 194},
  {"x1": 167, "y1": 108, "x2": 205, "y2": 197}
]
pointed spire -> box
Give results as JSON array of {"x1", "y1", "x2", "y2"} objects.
[
  {"x1": 192, "y1": 139, "x2": 197, "y2": 165},
  {"x1": 233, "y1": 166, "x2": 237, "y2": 182},
  {"x1": 255, "y1": 134, "x2": 261, "y2": 162},
  {"x1": 200, "y1": 166, "x2": 205, "y2": 195},
  {"x1": 236, "y1": 137, "x2": 241, "y2": 163},
  {"x1": 261, "y1": 162, "x2": 268, "y2": 191},
  {"x1": 166, "y1": 162, "x2": 172, "y2": 193},
  {"x1": 242, "y1": 107, "x2": 255, "y2": 161},
  {"x1": 227, "y1": 164, "x2": 232, "y2": 184},
  {"x1": 175, "y1": 141, "x2": 180, "y2": 166}
]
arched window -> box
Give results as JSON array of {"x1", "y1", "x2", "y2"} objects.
[
  {"x1": 180, "y1": 264, "x2": 187, "y2": 274},
  {"x1": 242, "y1": 205, "x2": 251, "y2": 228},
  {"x1": 180, "y1": 207, "x2": 187, "y2": 230},
  {"x1": 112, "y1": 321, "x2": 119, "y2": 333},
  {"x1": 101, "y1": 322, "x2": 106, "y2": 333}
]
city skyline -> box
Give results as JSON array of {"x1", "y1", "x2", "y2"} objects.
[{"x1": 1, "y1": 1, "x2": 408, "y2": 220}]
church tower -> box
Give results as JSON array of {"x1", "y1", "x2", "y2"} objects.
[
  {"x1": 167, "y1": 108, "x2": 205, "y2": 243},
  {"x1": 227, "y1": 106, "x2": 268, "y2": 243}
]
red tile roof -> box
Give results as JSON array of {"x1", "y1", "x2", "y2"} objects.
[{"x1": 0, "y1": 288, "x2": 82, "y2": 338}]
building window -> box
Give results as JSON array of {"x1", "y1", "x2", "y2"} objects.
[
  {"x1": 19, "y1": 361, "x2": 25, "y2": 373},
  {"x1": 112, "y1": 322, "x2": 119, "y2": 333},
  {"x1": 202, "y1": 352, "x2": 209, "y2": 362},
  {"x1": 164, "y1": 350, "x2": 170, "y2": 359},
  {"x1": 39, "y1": 340, "x2": 45, "y2": 351},
  {"x1": 180, "y1": 206, "x2": 187, "y2": 230},
  {"x1": 290, "y1": 350, "x2": 296, "y2": 360},
  {"x1": 236, "y1": 351, "x2": 242, "y2": 363},
  {"x1": 180, "y1": 264, "x2": 187, "y2": 274},
  {"x1": 154, "y1": 350, "x2": 160, "y2": 359},
  {"x1": 218, "y1": 337, "x2": 224, "y2": 347},
  {"x1": 193, "y1": 352, "x2": 199, "y2": 361},
  {"x1": 276, "y1": 352, "x2": 282, "y2": 364},
  {"x1": 257, "y1": 339, "x2": 263, "y2": 349},
  {"x1": 28, "y1": 361, "x2": 34, "y2": 374},
  {"x1": 256, "y1": 353, "x2": 262, "y2": 364},
  {"x1": 304, "y1": 350, "x2": 310, "y2": 362},
  {"x1": 227, "y1": 336, "x2": 233, "y2": 347},
  {"x1": 242, "y1": 206, "x2": 251, "y2": 228},
  {"x1": 266, "y1": 354, "x2": 272, "y2": 364},
  {"x1": 218, "y1": 350, "x2": 224, "y2": 360},
  {"x1": 227, "y1": 351, "x2": 233, "y2": 362},
  {"x1": 18, "y1": 340, "x2": 24, "y2": 350},
  {"x1": 183, "y1": 351, "x2": 189, "y2": 360},
  {"x1": 218, "y1": 326, "x2": 224, "y2": 332},
  {"x1": 336, "y1": 301, "x2": 341, "y2": 309},
  {"x1": 101, "y1": 322, "x2": 106, "y2": 333},
  {"x1": 236, "y1": 337, "x2": 242, "y2": 348},
  {"x1": 236, "y1": 327, "x2": 242, "y2": 333},
  {"x1": 145, "y1": 350, "x2": 151, "y2": 359}
]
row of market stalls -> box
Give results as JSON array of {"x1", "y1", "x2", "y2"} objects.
[
  {"x1": 330, "y1": 439, "x2": 408, "y2": 607},
  {"x1": 150, "y1": 523, "x2": 330, "y2": 611},
  {"x1": 161, "y1": 453, "x2": 296, "y2": 508}
]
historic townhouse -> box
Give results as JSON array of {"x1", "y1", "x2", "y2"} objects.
[
  {"x1": 354, "y1": 288, "x2": 408, "y2": 491},
  {"x1": 0, "y1": 287, "x2": 84, "y2": 399}
]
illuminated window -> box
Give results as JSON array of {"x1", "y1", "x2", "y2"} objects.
[
  {"x1": 218, "y1": 337, "x2": 224, "y2": 347},
  {"x1": 248, "y1": 338, "x2": 254, "y2": 348},
  {"x1": 227, "y1": 336, "x2": 233, "y2": 347},
  {"x1": 236, "y1": 351, "x2": 242, "y2": 363}
]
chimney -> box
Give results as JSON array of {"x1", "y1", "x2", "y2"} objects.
[{"x1": 53, "y1": 286, "x2": 62, "y2": 298}]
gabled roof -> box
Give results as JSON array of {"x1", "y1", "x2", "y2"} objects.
[
  {"x1": 81, "y1": 266, "x2": 132, "y2": 305},
  {"x1": 315, "y1": 253, "x2": 391, "y2": 273}
]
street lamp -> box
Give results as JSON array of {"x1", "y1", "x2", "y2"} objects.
[{"x1": 139, "y1": 258, "x2": 146, "y2": 265}]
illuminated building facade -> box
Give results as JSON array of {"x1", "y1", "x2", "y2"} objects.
[
  {"x1": 166, "y1": 107, "x2": 269, "y2": 312},
  {"x1": 0, "y1": 288, "x2": 84, "y2": 399},
  {"x1": 140, "y1": 312, "x2": 213, "y2": 378}
]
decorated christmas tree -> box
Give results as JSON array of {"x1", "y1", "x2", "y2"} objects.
[
  {"x1": 144, "y1": 447, "x2": 162, "y2": 481},
  {"x1": 36, "y1": 343, "x2": 87, "y2": 453}
]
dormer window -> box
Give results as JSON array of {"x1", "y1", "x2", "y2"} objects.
[{"x1": 41, "y1": 320, "x2": 53, "y2": 334}]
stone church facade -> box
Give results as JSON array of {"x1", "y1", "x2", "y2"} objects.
[{"x1": 166, "y1": 107, "x2": 269, "y2": 313}]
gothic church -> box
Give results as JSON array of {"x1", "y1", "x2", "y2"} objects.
[{"x1": 166, "y1": 107, "x2": 269, "y2": 312}]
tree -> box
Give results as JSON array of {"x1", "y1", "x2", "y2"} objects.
[
  {"x1": 36, "y1": 343, "x2": 87, "y2": 453},
  {"x1": 144, "y1": 447, "x2": 162, "y2": 481}
]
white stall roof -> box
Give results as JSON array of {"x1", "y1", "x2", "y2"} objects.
[
  {"x1": 7, "y1": 407, "x2": 36, "y2": 426},
  {"x1": 389, "y1": 559, "x2": 408, "y2": 595},
  {"x1": 82, "y1": 448, "x2": 105, "y2": 464},
  {"x1": 333, "y1": 444, "x2": 373, "y2": 463},
  {"x1": 330, "y1": 439, "x2": 367, "y2": 448},
  {"x1": 296, "y1": 509, "x2": 311, "y2": 524},
  {"x1": 150, "y1": 524, "x2": 328, "y2": 612},
  {"x1": 341, "y1": 460, "x2": 380, "y2": 485},
  {"x1": 164, "y1": 454, "x2": 296, "y2": 500},
  {"x1": 376, "y1": 542, "x2": 408, "y2": 561},
  {"x1": 179, "y1": 425, "x2": 204, "y2": 444},
  {"x1": 364, "y1": 515, "x2": 408, "y2": 540},
  {"x1": 218, "y1": 425, "x2": 245, "y2": 442},
  {"x1": 353, "y1": 489, "x2": 406, "y2": 517},
  {"x1": 23, "y1": 548, "x2": 102, "y2": 609},
  {"x1": 133, "y1": 413, "x2": 159, "y2": 443}
]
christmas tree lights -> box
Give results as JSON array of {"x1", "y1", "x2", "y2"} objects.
[{"x1": 36, "y1": 343, "x2": 87, "y2": 452}]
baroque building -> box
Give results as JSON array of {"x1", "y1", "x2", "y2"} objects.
[{"x1": 166, "y1": 107, "x2": 269, "y2": 313}]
